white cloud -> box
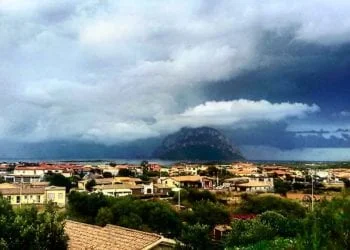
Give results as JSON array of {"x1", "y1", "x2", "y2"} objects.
[
  {"x1": 0, "y1": 1, "x2": 348, "y2": 144},
  {"x1": 340, "y1": 111, "x2": 350, "y2": 117},
  {"x1": 152, "y1": 100, "x2": 320, "y2": 133}
]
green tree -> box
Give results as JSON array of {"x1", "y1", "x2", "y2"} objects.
[
  {"x1": 297, "y1": 194, "x2": 350, "y2": 249},
  {"x1": 85, "y1": 179, "x2": 96, "y2": 192},
  {"x1": 183, "y1": 200, "x2": 230, "y2": 228},
  {"x1": 0, "y1": 198, "x2": 67, "y2": 250},
  {"x1": 67, "y1": 191, "x2": 109, "y2": 223},
  {"x1": 35, "y1": 202, "x2": 68, "y2": 250},
  {"x1": 225, "y1": 219, "x2": 275, "y2": 248},
  {"x1": 96, "y1": 207, "x2": 114, "y2": 226},
  {"x1": 45, "y1": 173, "x2": 72, "y2": 192},
  {"x1": 273, "y1": 179, "x2": 291, "y2": 196},
  {"x1": 237, "y1": 193, "x2": 306, "y2": 218},
  {"x1": 102, "y1": 172, "x2": 113, "y2": 178},
  {"x1": 118, "y1": 168, "x2": 133, "y2": 177},
  {"x1": 177, "y1": 223, "x2": 212, "y2": 250},
  {"x1": 207, "y1": 166, "x2": 219, "y2": 177}
]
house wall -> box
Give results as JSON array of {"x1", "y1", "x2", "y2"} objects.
[
  {"x1": 160, "y1": 178, "x2": 178, "y2": 188},
  {"x1": 97, "y1": 188, "x2": 132, "y2": 197},
  {"x1": 4, "y1": 194, "x2": 45, "y2": 205},
  {"x1": 46, "y1": 189, "x2": 66, "y2": 207}
]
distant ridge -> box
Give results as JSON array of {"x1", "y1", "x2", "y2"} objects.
[{"x1": 153, "y1": 127, "x2": 245, "y2": 161}]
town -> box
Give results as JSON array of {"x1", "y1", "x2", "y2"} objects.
[{"x1": 0, "y1": 160, "x2": 349, "y2": 249}]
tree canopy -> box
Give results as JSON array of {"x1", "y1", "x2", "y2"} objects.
[{"x1": 0, "y1": 198, "x2": 67, "y2": 250}]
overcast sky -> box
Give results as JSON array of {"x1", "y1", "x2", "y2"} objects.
[{"x1": 1, "y1": 0, "x2": 350, "y2": 160}]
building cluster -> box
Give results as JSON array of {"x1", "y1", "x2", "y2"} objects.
[
  {"x1": 0, "y1": 161, "x2": 348, "y2": 207},
  {"x1": 0, "y1": 162, "x2": 81, "y2": 206},
  {"x1": 0, "y1": 182, "x2": 66, "y2": 206}
]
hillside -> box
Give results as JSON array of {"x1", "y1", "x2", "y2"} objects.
[{"x1": 153, "y1": 127, "x2": 244, "y2": 161}]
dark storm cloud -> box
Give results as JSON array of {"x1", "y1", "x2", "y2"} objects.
[
  {"x1": 0, "y1": 1, "x2": 350, "y2": 161},
  {"x1": 225, "y1": 122, "x2": 350, "y2": 150}
]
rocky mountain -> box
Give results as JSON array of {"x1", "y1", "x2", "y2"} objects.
[{"x1": 153, "y1": 127, "x2": 244, "y2": 161}]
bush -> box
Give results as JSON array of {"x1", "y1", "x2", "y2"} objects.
[{"x1": 238, "y1": 194, "x2": 306, "y2": 218}]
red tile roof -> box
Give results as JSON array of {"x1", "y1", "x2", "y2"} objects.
[{"x1": 65, "y1": 220, "x2": 173, "y2": 250}]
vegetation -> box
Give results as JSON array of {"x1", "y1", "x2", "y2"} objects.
[
  {"x1": 0, "y1": 198, "x2": 67, "y2": 250},
  {"x1": 176, "y1": 223, "x2": 213, "y2": 250},
  {"x1": 117, "y1": 168, "x2": 133, "y2": 177},
  {"x1": 237, "y1": 193, "x2": 307, "y2": 218},
  {"x1": 45, "y1": 173, "x2": 72, "y2": 192},
  {"x1": 85, "y1": 179, "x2": 96, "y2": 192},
  {"x1": 273, "y1": 179, "x2": 291, "y2": 196},
  {"x1": 67, "y1": 191, "x2": 181, "y2": 237}
]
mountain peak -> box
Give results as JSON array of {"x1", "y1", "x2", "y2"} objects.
[{"x1": 153, "y1": 127, "x2": 244, "y2": 161}]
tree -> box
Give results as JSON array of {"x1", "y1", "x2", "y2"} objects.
[
  {"x1": 118, "y1": 168, "x2": 133, "y2": 177},
  {"x1": 96, "y1": 207, "x2": 114, "y2": 226},
  {"x1": 225, "y1": 218, "x2": 275, "y2": 248},
  {"x1": 237, "y1": 193, "x2": 306, "y2": 218},
  {"x1": 45, "y1": 173, "x2": 72, "y2": 192},
  {"x1": 207, "y1": 166, "x2": 219, "y2": 177},
  {"x1": 85, "y1": 179, "x2": 96, "y2": 192},
  {"x1": 102, "y1": 172, "x2": 113, "y2": 178},
  {"x1": 177, "y1": 223, "x2": 212, "y2": 250},
  {"x1": 141, "y1": 160, "x2": 149, "y2": 175},
  {"x1": 297, "y1": 194, "x2": 350, "y2": 249},
  {"x1": 109, "y1": 162, "x2": 117, "y2": 167},
  {"x1": 67, "y1": 191, "x2": 109, "y2": 223},
  {"x1": 183, "y1": 200, "x2": 230, "y2": 228},
  {"x1": 35, "y1": 202, "x2": 68, "y2": 250},
  {"x1": 273, "y1": 179, "x2": 291, "y2": 196},
  {"x1": 186, "y1": 189, "x2": 217, "y2": 203},
  {"x1": 0, "y1": 197, "x2": 67, "y2": 250}
]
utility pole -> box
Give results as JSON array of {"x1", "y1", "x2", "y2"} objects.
[
  {"x1": 20, "y1": 180, "x2": 22, "y2": 208},
  {"x1": 216, "y1": 171, "x2": 219, "y2": 188},
  {"x1": 178, "y1": 188, "x2": 181, "y2": 211},
  {"x1": 311, "y1": 169, "x2": 314, "y2": 212}
]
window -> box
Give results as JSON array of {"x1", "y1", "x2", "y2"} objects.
[
  {"x1": 37, "y1": 195, "x2": 41, "y2": 202},
  {"x1": 7, "y1": 196, "x2": 11, "y2": 202},
  {"x1": 58, "y1": 193, "x2": 63, "y2": 199},
  {"x1": 16, "y1": 196, "x2": 20, "y2": 203},
  {"x1": 48, "y1": 193, "x2": 55, "y2": 200},
  {"x1": 24, "y1": 195, "x2": 27, "y2": 199}
]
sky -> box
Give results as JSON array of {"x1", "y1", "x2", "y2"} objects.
[{"x1": 1, "y1": 0, "x2": 350, "y2": 160}]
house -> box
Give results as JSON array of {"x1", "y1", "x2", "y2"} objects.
[
  {"x1": 45, "y1": 186, "x2": 66, "y2": 206},
  {"x1": 93, "y1": 184, "x2": 133, "y2": 197},
  {"x1": 78, "y1": 177, "x2": 143, "y2": 190},
  {"x1": 224, "y1": 177, "x2": 273, "y2": 192},
  {"x1": 213, "y1": 225, "x2": 232, "y2": 241},
  {"x1": 65, "y1": 220, "x2": 176, "y2": 250},
  {"x1": 235, "y1": 181, "x2": 273, "y2": 192},
  {"x1": 159, "y1": 177, "x2": 179, "y2": 188},
  {"x1": 0, "y1": 164, "x2": 9, "y2": 175},
  {"x1": 93, "y1": 183, "x2": 155, "y2": 197},
  {"x1": 113, "y1": 177, "x2": 143, "y2": 185},
  {"x1": 169, "y1": 166, "x2": 186, "y2": 177},
  {"x1": 153, "y1": 184, "x2": 172, "y2": 195},
  {"x1": 148, "y1": 163, "x2": 162, "y2": 172},
  {"x1": 160, "y1": 176, "x2": 213, "y2": 189},
  {"x1": 228, "y1": 163, "x2": 259, "y2": 176},
  {"x1": 4, "y1": 163, "x2": 78, "y2": 183},
  {"x1": 0, "y1": 185, "x2": 66, "y2": 207}
]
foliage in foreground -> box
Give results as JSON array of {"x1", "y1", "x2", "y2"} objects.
[
  {"x1": 226, "y1": 193, "x2": 350, "y2": 250},
  {"x1": 67, "y1": 191, "x2": 181, "y2": 237},
  {"x1": 0, "y1": 198, "x2": 67, "y2": 250}
]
